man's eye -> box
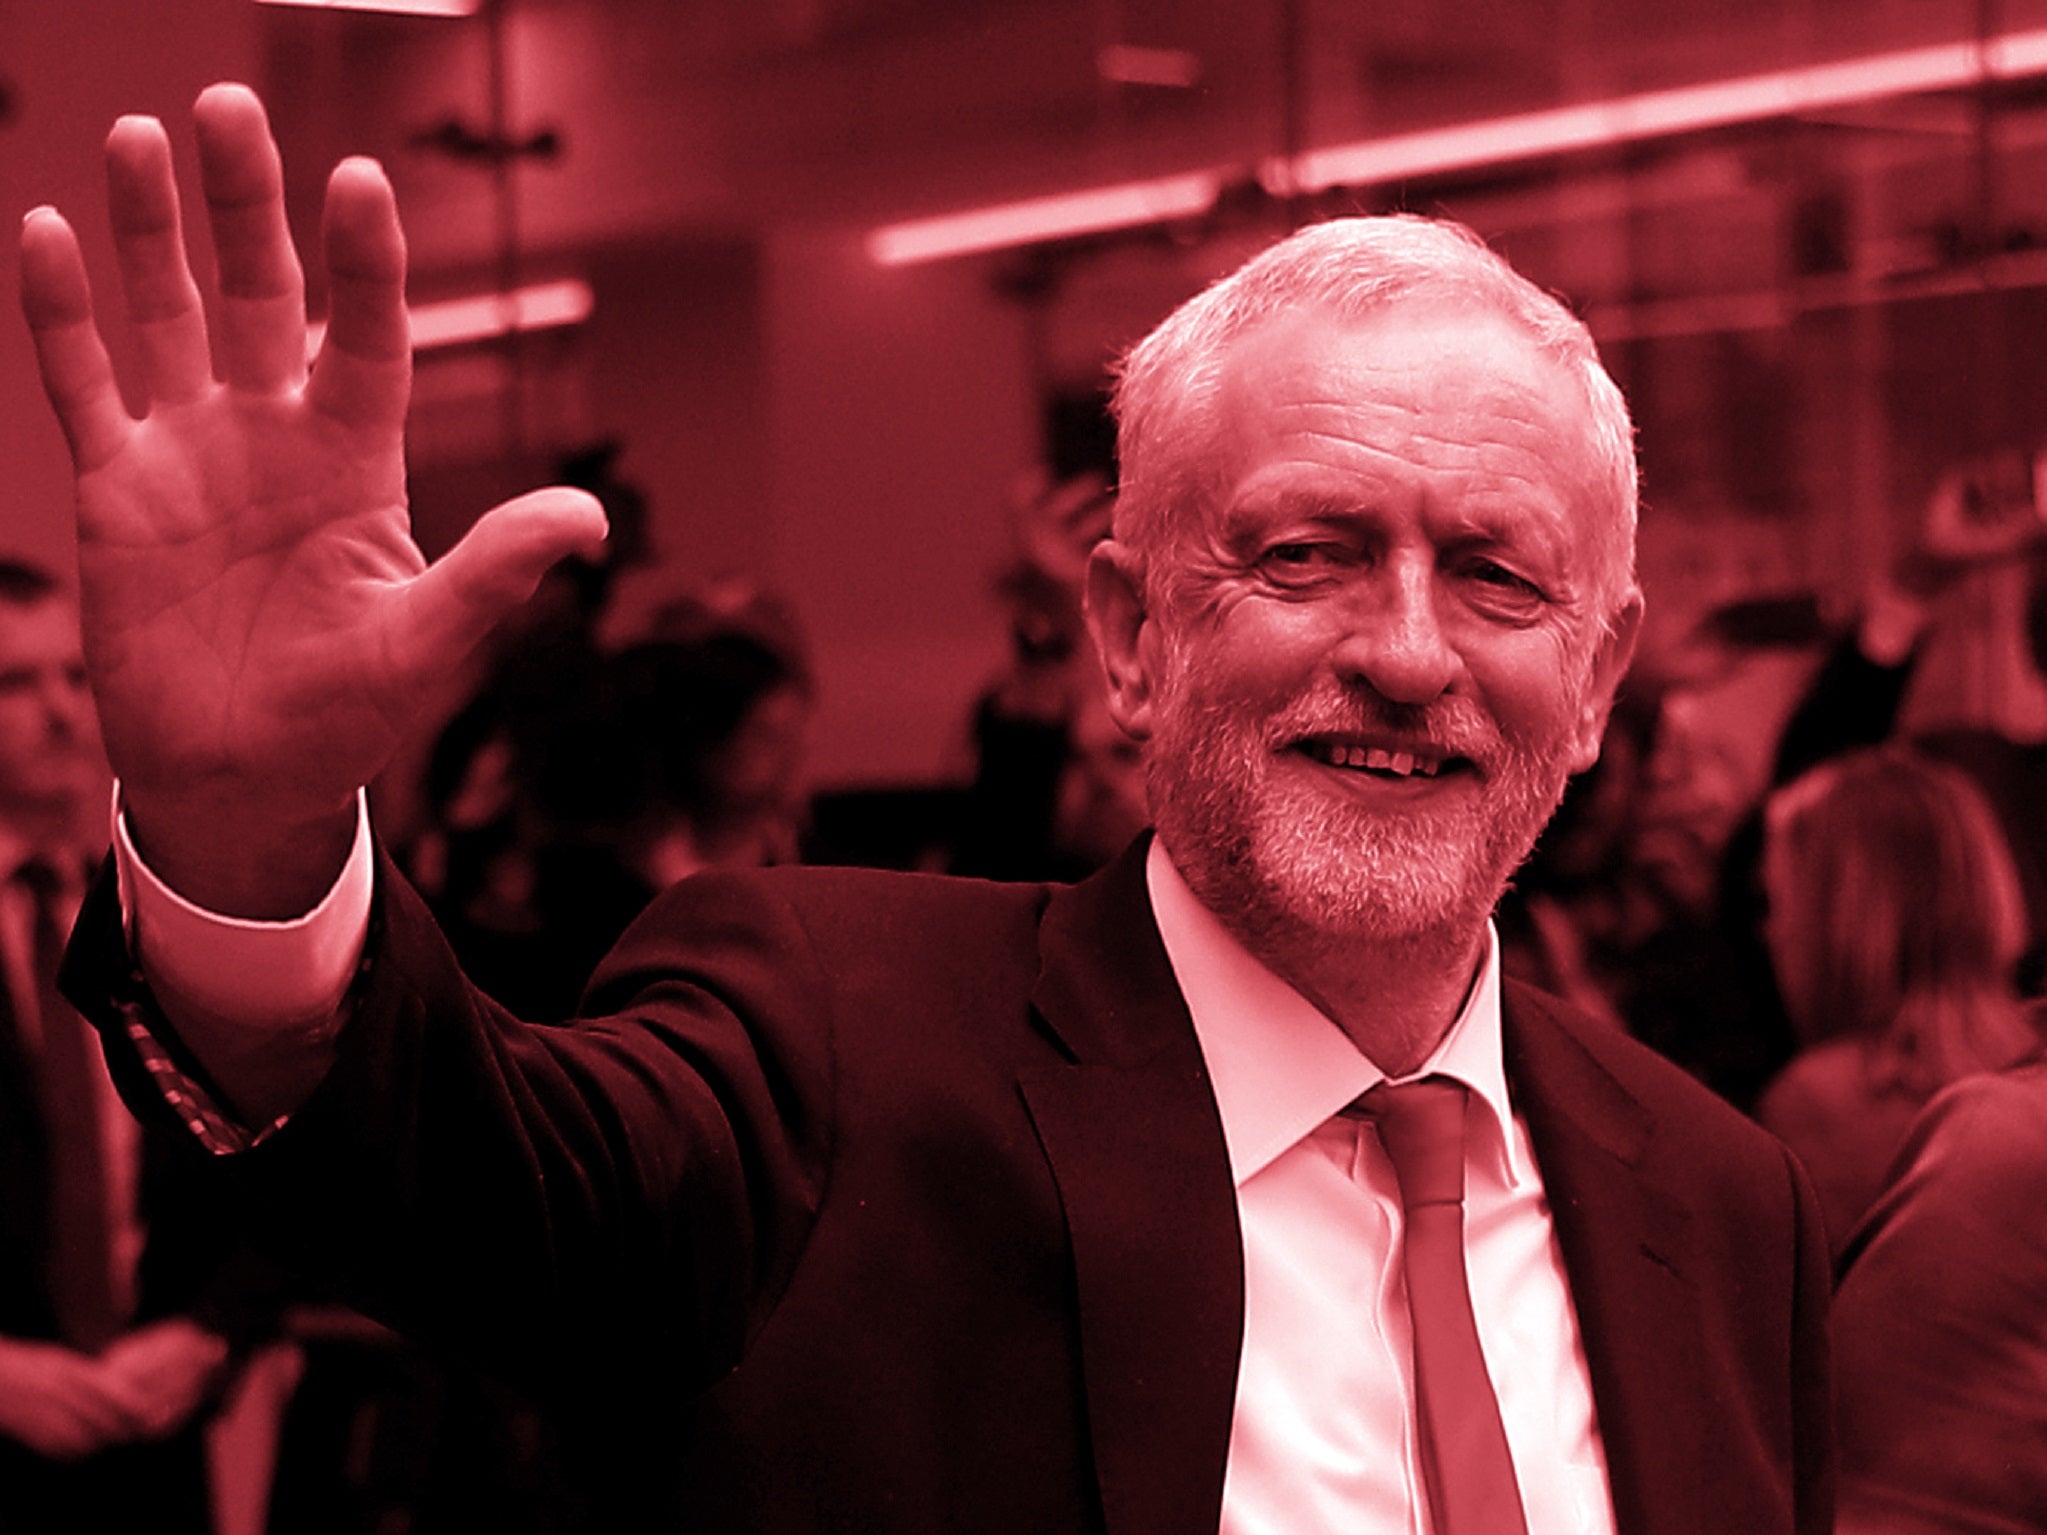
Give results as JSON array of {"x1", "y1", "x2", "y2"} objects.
[
  {"x1": 1260, "y1": 543, "x2": 1347, "y2": 580},
  {"x1": 1464, "y1": 559, "x2": 1542, "y2": 597}
]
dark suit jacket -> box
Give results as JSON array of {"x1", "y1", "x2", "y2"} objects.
[
  {"x1": 69, "y1": 838, "x2": 1834, "y2": 1535},
  {"x1": 1, "y1": 894, "x2": 283, "y2": 1535}
]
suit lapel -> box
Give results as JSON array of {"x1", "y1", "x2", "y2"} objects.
[
  {"x1": 1503, "y1": 983, "x2": 1710, "y2": 1535},
  {"x1": 1019, "y1": 843, "x2": 1243, "y2": 1535},
  {"x1": 1013, "y1": 855, "x2": 1721, "y2": 1535}
]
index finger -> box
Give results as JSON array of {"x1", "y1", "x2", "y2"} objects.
[{"x1": 306, "y1": 156, "x2": 411, "y2": 436}]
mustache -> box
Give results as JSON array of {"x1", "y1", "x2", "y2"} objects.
[{"x1": 1256, "y1": 690, "x2": 1504, "y2": 759}]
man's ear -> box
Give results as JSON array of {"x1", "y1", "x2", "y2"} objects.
[
  {"x1": 1566, "y1": 586, "x2": 1645, "y2": 775},
  {"x1": 1084, "y1": 539, "x2": 1162, "y2": 742}
]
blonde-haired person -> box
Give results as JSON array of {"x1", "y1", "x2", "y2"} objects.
[{"x1": 1755, "y1": 745, "x2": 2043, "y2": 1256}]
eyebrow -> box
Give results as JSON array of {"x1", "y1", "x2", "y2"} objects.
[{"x1": 1217, "y1": 486, "x2": 1374, "y2": 531}]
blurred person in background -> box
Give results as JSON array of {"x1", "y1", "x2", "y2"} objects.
[
  {"x1": 1752, "y1": 745, "x2": 2042, "y2": 1256},
  {"x1": 1819, "y1": 460, "x2": 2047, "y2": 1532},
  {"x1": 420, "y1": 583, "x2": 815, "y2": 1022},
  {"x1": 1496, "y1": 670, "x2": 1668, "y2": 1034},
  {"x1": 1609, "y1": 600, "x2": 1827, "y2": 1112},
  {"x1": 0, "y1": 561, "x2": 274, "y2": 1534},
  {"x1": 611, "y1": 588, "x2": 816, "y2": 883},
  {"x1": 1830, "y1": 1043, "x2": 2047, "y2": 1533},
  {"x1": 1769, "y1": 448, "x2": 2047, "y2": 986},
  {"x1": 1616, "y1": 450, "x2": 2047, "y2": 1114},
  {"x1": 402, "y1": 445, "x2": 642, "y2": 977},
  {"x1": 1501, "y1": 605, "x2": 1810, "y2": 1112},
  {"x1": 951, "y1": 468, "x2": 1146, "y2": 881}
]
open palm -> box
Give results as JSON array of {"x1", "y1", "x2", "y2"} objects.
[{"x1": 20, "y1": 85, "x2": 603, "y2": 914}]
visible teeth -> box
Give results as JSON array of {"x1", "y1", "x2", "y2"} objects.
[{"x1": 1315, "y1": 743, "x2": 1441, "y2": 776}]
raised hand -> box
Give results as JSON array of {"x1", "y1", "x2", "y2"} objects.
[
  {"x1": 19, "y1": 84, "x2": 606, "y2": 917},
  {"x1": 1908, "y1": 448, "x2": 2047, "y2": 586}
]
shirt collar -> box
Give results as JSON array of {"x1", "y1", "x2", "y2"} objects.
[{"x1": 1146, "y1": 838, "x2": 1525, "y2": 1190}]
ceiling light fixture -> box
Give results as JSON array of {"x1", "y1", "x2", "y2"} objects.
[
  {"x1": 1279, "y1": 28, "x2": 2047, "y2": 193},
  {"x1": 869, "y1": 25, "x2": 2047, "y2": 266},
  {"x1": 867, "y1": 170, "x2": 1224, "y2": 267},
  {"x1": 255, "y1": 0, "x2": 481, "y2": 16},
  {"x1": 1097, "y1": 44, "x2": 1204, "y2": 89},
  {"x1": 306, "y1": 277, "x2": 594, "y2": 356}
]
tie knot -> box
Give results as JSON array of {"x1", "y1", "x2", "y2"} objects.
[{"x1": 1355, "y1": 1075, "x2": 1469, "y2": 1210}]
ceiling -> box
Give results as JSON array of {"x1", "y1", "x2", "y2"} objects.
[{"x1": 256, "y1": 0, "x2": 2047, "y2": 279}]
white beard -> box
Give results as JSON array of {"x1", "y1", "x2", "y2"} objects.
[{"x1": 1145, "y1": 669, "x2": 1574, "y2": 955}]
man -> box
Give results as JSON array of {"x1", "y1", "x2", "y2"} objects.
[
  {"x1": 20, "y1": 84, "x2": 1832, "y2": 1533},
  {"x1": 0, "y1": 563, "x2": 245, "y2": 1533}
]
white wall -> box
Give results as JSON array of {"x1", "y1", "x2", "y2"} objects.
[{"x1": 0, "y1": 0, "x2": 258, "y2": 575}]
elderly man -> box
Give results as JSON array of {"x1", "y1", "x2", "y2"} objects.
[{"x1": 21, "y1": 84, "x2": 1830, "y2": 1535}]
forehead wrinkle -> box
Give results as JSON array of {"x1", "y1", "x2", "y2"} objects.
[
  {"x1": 1199, "y1": 306, "x2": 1630, "y2": 596},
  {"x1": 1249, "y1": 385, "x2": 1571, "y2": 463},
  {"x1": 1225, "y1": 427, "x2": 1577, "y2": 526}
]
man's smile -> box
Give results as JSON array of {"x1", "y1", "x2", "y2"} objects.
[
  {"x1": 1289, "y1": 734, "x2": 1481, "y2": 786},
  {"x1": 1300, "y1": 740, "x2": 1444, "y2": 777}
]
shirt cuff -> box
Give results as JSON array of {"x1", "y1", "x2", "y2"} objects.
[{"x1": 113, "y1": 785, "x2": 375, "y2": 1029}]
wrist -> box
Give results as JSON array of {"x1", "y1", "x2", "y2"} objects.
[{"x1": 119, "y1": 784, "x2": 361, "y2": 921}]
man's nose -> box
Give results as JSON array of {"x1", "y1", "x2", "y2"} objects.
[
  {"x1": 42, "y1": 674, "x2": 95, "y2": 734},
  {"x1": 1331, "y1": 562, "x2": 1458, "y2": 705}
]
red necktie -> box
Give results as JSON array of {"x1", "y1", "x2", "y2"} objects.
[
  {"x1": 22, "y1": 859, "x2": 122, "y2": 1352},
  {"x1": 1359, "y1": 1076, "x2": 1529, "y2": 1535}
]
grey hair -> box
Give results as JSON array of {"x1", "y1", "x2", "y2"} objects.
[{"x1": 1109, "y1": 214, "x2": 1638, "y2": 613}]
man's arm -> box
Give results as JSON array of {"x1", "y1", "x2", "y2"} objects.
[
  {"x1": 18, "y1": 84, "x2": 604, "y2": 1092},
  {"x1": 107, "y1": 790, "x2": 373, "y2": 1131},
  {"x1": 1772, "y1": 451, "x2": 2047, "y2": 785},
  {"x1": 22, "y1": 93, "x2": 835, "y2": 1395}
]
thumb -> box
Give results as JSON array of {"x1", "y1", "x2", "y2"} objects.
[{"x1": 402, "y1": 486, "x2": 609, "y2": 662}]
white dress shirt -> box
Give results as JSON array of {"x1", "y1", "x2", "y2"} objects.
[
  {"x1": 120, "y1": 805, "x2": 1617, "y2": 1532},
  {"x1": 1147, "y1": 841, "x2": 1617, "y2": 1535}
]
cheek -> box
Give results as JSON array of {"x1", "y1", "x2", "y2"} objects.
[
  {"x1": 1162, "y1": 636, "x2": 1305, "y2": 728},
  {"x1": 1466, "y1": 635, "x2": 1588, "y2": 747}
]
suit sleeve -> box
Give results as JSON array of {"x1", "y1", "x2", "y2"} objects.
[{"x1": 65, "y1": 842, "x2": 836, "y2": 1403}]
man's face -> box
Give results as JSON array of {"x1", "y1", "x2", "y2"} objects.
[
  {"x1": 0, "y1": 598, "x2": 106, "y2": 833},
  {"x1": 1098, "y1": 303, "x2": 1640, "y2": 953}
]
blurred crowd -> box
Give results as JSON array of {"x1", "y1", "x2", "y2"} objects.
[{"x1": 8, "y1": 434, "x2": 2047, "y2": 1535}]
